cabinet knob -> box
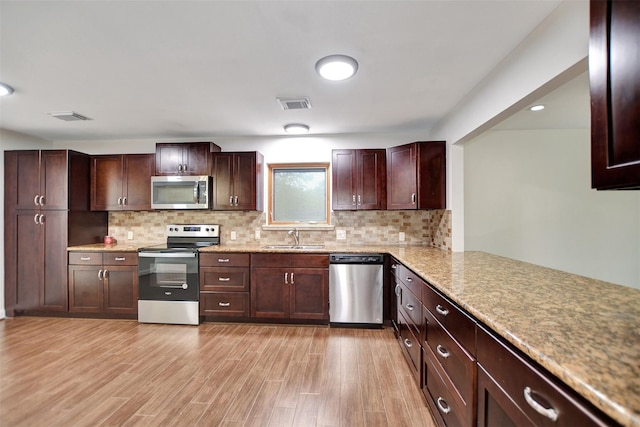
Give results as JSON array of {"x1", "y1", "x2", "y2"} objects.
[
  {"x1": 436, "y1": 397, "x2": 451, "y2": 414},
  {"x1": 218, "y1": 277, "x2": 231, "y2": 282},
  {"x1": 403, "y1": 338, "x2": 413, "y2": 348},
  {"x1": 218, "y1": 302, "x2": 231, "y2": 307},
  {"x1": 524, "y1": 387, "x2": 558, "y2": 421},
  {"x1": 435, "y1": 304, "x2": 449, "y2": 316},
  {"x1": 436, "y1": 344, "x2": 450, "y2": 359}
]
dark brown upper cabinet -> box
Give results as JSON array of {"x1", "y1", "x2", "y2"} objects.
[
  {"x1": 332, "y1": 149, "x2": 387, "y2": 210},
  {"x1": 90, "y1": 154, "x2": 155, "y2": 211},
  {"x1": 211, "y1": 151, "x2": 264, "y2": 211},
  {"x1": 387, "y1": 141, "x2": 446, "y2": 210},
  {"x1": 590, "y1": 0, "x2": 640, "y2": 189},
  {"x1": 155, "y1": 142, "x2": 221, "y2": 176}
]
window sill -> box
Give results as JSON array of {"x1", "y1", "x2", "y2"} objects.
[{"x1": 262, "y1": 224, "x2": 335, "y2": 231}]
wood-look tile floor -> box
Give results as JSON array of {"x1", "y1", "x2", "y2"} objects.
[{"x1": 0, "y1": 317, "x2": 437, "y2": 427}]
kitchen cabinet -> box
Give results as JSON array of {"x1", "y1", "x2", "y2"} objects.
[
  {"x1": 211, "y1": 151, "x2": 264, "y2": 211},
  {"x1": 250, "y1": 253, "x2": 329, "y2": 321},
  {"x1": 4, "y1": 150, "x2": 107, "y2": 316},
  {"x1": 477, "y1": 324, "x2": 614, "y2": 427},
  {"x1": 90, "y1": 154, "x2": 155, "y2": 211},
  {"x1": 68, "y1": 251, "x2": 138, "y2": 315},
  {"x1": 332, "y1": 149, "x2": 386, "y2": 210},
  {"x1": 387, "y1": 141, "x2": 446, "y2": 210},
  {"x1": 155, "y1": 142, "x2": 221, "y2": 176},
  {"x1": 590, "y1": 0, "x2": 640, "y2": 189},
  {"x1": 200, "y1": 252, "x2": 250, "y2": 318}
]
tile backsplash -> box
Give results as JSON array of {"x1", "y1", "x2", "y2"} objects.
[{"x1": 108, "y1": 209, "x2": 451, "y2": 251}]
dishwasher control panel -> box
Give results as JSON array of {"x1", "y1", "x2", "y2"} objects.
[{"x1": 329, "y1": 254, "x2": 384, "y2": 264}]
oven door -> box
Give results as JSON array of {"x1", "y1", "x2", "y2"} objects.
[{"x1": 138, "y1": 251, "x2": 199, "y2": 301}]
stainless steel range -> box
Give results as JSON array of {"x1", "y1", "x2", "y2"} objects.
[{"x1": 138, "y1": 224, "x2": 219, "y2": 325}]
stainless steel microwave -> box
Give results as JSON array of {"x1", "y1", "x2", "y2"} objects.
[{"x1": 151, "y1": 175, "x2": 212, "y2": 209}]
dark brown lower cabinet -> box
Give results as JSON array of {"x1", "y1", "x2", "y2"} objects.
[
  {"x1": 199, "y1": 252, "x2": 250, "y2": 318},
  {"x1": 477, "y1": 325, "x2": 615, "y2": 427},
  {"x1": 250, "y1": 253, "x2": 329, "y2": 321},
  {"x1": 68, "y1": 252, "x2": 138, "y2": 315}
]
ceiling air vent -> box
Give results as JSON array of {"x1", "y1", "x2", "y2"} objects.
[
  {"x1": 48, "y1": 111, "x2": 91, "y2": 121},
  {"x1": 277, "y1": 97, "x2": 312, "y2": 110}
]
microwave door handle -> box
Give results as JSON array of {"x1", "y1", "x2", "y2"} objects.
[{"x1": 193, "y1": 182, "x2": 199, "y2": 203}]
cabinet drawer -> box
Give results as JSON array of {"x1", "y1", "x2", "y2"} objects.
[
  {"x1": 103, "y1": 252, "x2": 138, "y2": 266},
  {"x1": 69, "y1": 252, "x2": 103, "y2": 265},
  {"x1": 200, "y1": 252, "x2": 249, "y2": 267},
  {"x1": 423, "y1": 284, "x2": 476, "y2": 355},
  {"x1": 477, "y1": 325, "x2": 613, "y2": 427},
  {"x1": 423, "y1": 345, "x2": 472, "y2": 427},
  {"x1": 290, "y1": 254, "x2": 328, "y2": 268},
  {"x1": 398, "y1": 310, "x2": 421, "y2": 381},
  {"x1": 424, "y1": 307, "x2": 476, "y2": 414},
  {"x1": 396, "y1": 263, "x2": 424, "y2": 299},
  {"x1": 398, "y1": 282, "x2": 422, "y2": 337},
  {"x1": 200, "y1": 292, "x2": 250, "y2": 317},
  {"x1": 200, "y1": 267, "x2": 249, "y2": 292}
]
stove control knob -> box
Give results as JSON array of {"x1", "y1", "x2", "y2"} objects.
[{"x1": 182, "y1": 283, "x2": 188, "y2": 290}]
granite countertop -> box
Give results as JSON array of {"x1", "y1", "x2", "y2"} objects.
[{"x1": 68, "y1": 242, "x2": 639, "y2": 426}]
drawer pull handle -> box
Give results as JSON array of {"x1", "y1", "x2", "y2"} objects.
[
  {"x1": 435, "y1": 304, "x2": 449, "y2": 316},
  {"x1": 436, "y1": 397, "x2": 451, "y2": 414},
  {"x1": 405, "y1": 277, "x2": 413, "y2": 282},
  {"x1": 394, "y1": 284, "x2": 401, "y2": 297},
  {"x1": 391, "y1": 264, "x2": 397, "y2": 269},
  {"x1": 218, "y1": 277, "x2": 231, "y2": 282},
  {"x1": 80, "y1": 256, "x2": 91, "y2": 261},
  {"x1": 218, "y1": 258, "x2": 230, "y2": 263},
  {"x1": 218, "y1": 302, "x2": 231, "y2": 307},
  {"x1": 405, "y1": 304, "x2": 414, "y2": 311},
  {"x1": 524, "y1": 387, "x2": 558, "y2": 421},
  {"x1": 403, "y1": 338, "x2": 413, "y2": 348},
  {"x1": 114, "y1": 257, "x2": 126, "y2": 261},
  {"x1": 436, "y1": 344, "x2": 450, "y2": 359}
]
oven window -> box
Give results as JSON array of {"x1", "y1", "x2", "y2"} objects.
[{"x1": 152, "y1": 263, "x2": 188, "y2": 288}]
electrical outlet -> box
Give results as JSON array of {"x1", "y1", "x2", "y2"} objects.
[
  {"x1": 127, "y1": 231, "x2": 134, "y2": 240},
  {"x1": 230, "y1": 231, "x2": 237, "y2": 240},
  {"x1": 336, "y1": 229, "x2": 347, "y2": 240},
  {"x1": 399, "y1": 232, "x2": 405, "y2": 242},
  {"x1": 255, "y1": 228, "x2": 261, "y2": 240}
]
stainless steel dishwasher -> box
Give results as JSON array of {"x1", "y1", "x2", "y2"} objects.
[{"x1": 329, "y1": 253, "x2": 384, "y2": 326}]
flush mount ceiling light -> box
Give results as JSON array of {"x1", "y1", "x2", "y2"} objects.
[
  {"x1": 284, "y1": 123, "x2": 310, "y2": 134},
  {"x1": 315, "y1": 54, "x2": 358, "y2": 81},
  {"x1": 530, "y1": 105, "x2": 545, "y2": 111},
  {"x1": 0, "y1": 82, "x2": 15, "y2": 96}
]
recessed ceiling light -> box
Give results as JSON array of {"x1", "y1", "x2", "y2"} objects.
[
  {"x1": 530, "y1": 105, "x2": 545, "y2": 111},
  {"x1": 315, "y1": 55, "x2": 358, "y2": 81},
  {"x1": 0, "y1": 82, "x2": 14, "y2": 96},
  {"x1": 284, "y1": 123, "x2": 310, "y2": 134}
]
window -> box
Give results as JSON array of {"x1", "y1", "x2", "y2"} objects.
[{"x1": 268, "y1": 163, "x2": 330, "y2": 225}]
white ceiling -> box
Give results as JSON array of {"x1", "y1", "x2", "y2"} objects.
[{"x1": 0, "y1": 0, "x2": 567, "y2": 143}]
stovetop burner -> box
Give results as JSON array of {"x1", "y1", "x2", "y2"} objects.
[{"x1": 139, "y1": 224, "x2": 220, "y2": 252}]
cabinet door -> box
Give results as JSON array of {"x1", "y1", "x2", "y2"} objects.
[
  {"x1": 251, "y1": 268, "x2": 288, "y2": 318},
  {"x1": 289, "y1": 268, "x2": 329, "y2": 320},
  {"x1": 155, "y1": 143, "x2": 184, "y2": 175},
  {"x1": 6, "y1": 150, "x2": 41, "y2": 210},
  {"x1": 387, "y1": 143, "x2": 417, "y2": 210},
  {"x1": 357, "y1": 149, "x2": 386, "y2": 210},
  {"x1": 417, "y1": 142, "x2": 446, "y2": 209},
  {"x1": 590, "y1": 0, "x2": 640, "y2": 189},
  {"x1": 41, "y1": 211, "x2": 68, "y2": 311},
  {"x1": 40, "y1": 150, "x2": 69, "y2": 210},
  {"x1": 91, "y1": 155, "x2": 124, "y2": 210},
  {"x1": 68, "y1": 265, "x2": 103, "y2": 313},
  {"x1": 211, "y1": 152, "x2": 234, "y2": 210},
  {"x1": 182, "y1": 143, "x2": 212, "y2": 175},
  {"x1": 103, "y1": 265, "x2": 138, "y2": 314},
  {"x1": 234, "y1": 152, "x2": 258, "y2": 210},
  {"x1": 123, "y1": 154, "x2": 154, "y2": 211},
  {"x1": 332, "y1": 149, "x2": 357, "y2": 210},
  {"x1": 13, "y1": 211, "x2": 43, "y2": 311}
]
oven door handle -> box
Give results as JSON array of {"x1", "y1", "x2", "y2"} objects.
[{"x1": 139, "y1": 252, "x2": 197, "y2": 258}]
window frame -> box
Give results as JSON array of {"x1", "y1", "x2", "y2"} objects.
[{"x1": 267, "y1": 162, "x2": 331, "y2": 226}]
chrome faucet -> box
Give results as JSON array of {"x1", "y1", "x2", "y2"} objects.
[{"x1": 288, "y1": 228, "x2": 299, "y2": 246}]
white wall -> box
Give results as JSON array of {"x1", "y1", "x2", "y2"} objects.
[
  {"x1": 0, "y1": 129, "x2": 53, "y2": 319},
  {"x1": 464, "y1": 129, "x2": 640, "y2": 289}
]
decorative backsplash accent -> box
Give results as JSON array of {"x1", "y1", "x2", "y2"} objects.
[{"x1": 108, "y1": 209, "x2": 452, "y2": 251}]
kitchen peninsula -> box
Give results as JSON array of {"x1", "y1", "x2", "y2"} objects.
[{"x1": 68, "y1": 242, "x2": 640, "y2": 426}]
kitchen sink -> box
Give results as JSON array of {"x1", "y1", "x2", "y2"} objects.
[{"x1": 262, "y1": 245, "x2": 325, "y2": 250}]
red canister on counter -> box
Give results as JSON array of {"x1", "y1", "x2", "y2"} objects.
[{"x1": 104, "y1": 236, "x2": 115, "y2": 246}]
